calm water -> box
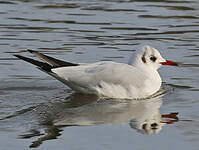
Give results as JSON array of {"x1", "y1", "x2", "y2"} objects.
[{"x1": 0, "y1": 0, "x2": 199, "y2": 149}]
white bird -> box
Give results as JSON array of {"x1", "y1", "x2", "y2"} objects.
[{"x1": 14, "y1": 45, "x2": 178, "y2": 99}]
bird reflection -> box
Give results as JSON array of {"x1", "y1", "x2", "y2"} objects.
[{"x1": 19, "y1": 92, "x2": 178, "y2": 148}]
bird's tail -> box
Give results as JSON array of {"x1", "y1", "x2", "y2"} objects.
[
  {"x1": 27, "y1": 50, "x2": 78, "y2": 68},
  {"x1": 14, "y1": 54, "x2": 53, "y2": 72},
  {"x1": 14, "y1": 50, "x2": 79, "y2": 72}
]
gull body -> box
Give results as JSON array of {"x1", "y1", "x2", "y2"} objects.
[
  {"x1": 52, "y1": 61, "x2": 161, "y2": 99},
  {"x1": 14, "y1": 45, "x2": 177, "y2": 99}
]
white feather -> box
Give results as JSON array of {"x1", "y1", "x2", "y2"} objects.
[{"x1": 52, "y1": 45, "x2": 165, "y2": 99}]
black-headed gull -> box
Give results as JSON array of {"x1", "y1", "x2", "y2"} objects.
[{"x1": 14, "y1": 45, "x2": 178, "y2": 99}]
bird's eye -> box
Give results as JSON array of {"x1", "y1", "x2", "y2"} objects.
[{"x1": 150, "y1": 56, "x2": 157, "y2": 62}]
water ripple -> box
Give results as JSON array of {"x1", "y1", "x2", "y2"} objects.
[
  {"x1": 129, "y1": 0, "x2": 193, "y2": 3},
  {"x1": 139, "y1": 15, "x2": 198, "y2": 19},
  {"x1": 36, "y1": 3, "x2": 80, "y2": 9},
  {"x1": 0, "y1": 1, "x2": 16, "y2": 4},
  {"x1": 146, "y1": 5, "x2": 196, "y2": 11},
  {"x1": 101, "y1": 27, "x2": 158, "y2": 31}
]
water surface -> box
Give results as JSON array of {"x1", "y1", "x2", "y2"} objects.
[{"x1": 0, "y1": 0, "x2": 199, "y2": 149}]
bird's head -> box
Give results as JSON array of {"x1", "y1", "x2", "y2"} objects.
[{"x1": 129, "y1": 45, "x2": 178, "y2": 70}]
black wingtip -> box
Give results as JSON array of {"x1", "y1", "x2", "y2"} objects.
[
  {"x1": 13, "y1": 54, "x2": 53, "y2": 72},
  {"x1": 14, "y1": 54, "x2": 23, "y2": 59},
  {"x1": 27, "y1": 49, "x2": 36, "y2": 53}
]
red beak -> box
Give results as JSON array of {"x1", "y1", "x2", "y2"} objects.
[{"x1": 160, "y1": 60, "x2": 178, "y2": 66}]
